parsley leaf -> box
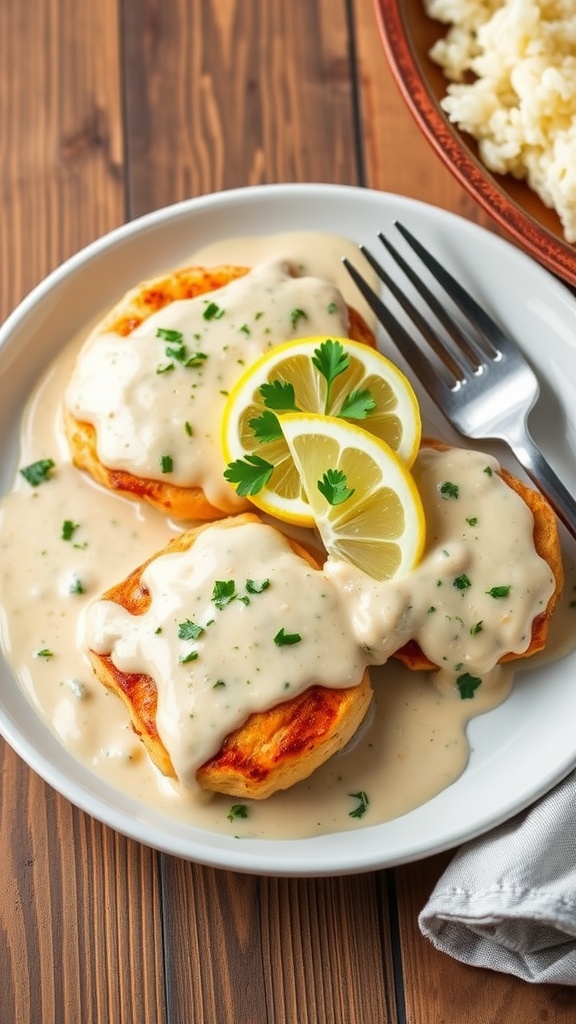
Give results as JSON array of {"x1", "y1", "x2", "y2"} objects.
[
  {"x1": 457, "y1": 673, "x2": 482, "y2": 699},
  {"x1": 453, "y1": 573, "x2": 471, "y2": 591},
  {"x1": 246, "y1": 578, "x2": 270, "y2": 594},
  {"x1": 20, "y1": 458, "x2": 55, "y2": 487},
  {"x1": 61, "y1": 520, "x2": 80, "y2": 541},
  {"x1": 273, "y1": 627, "x2": 302, "y2": 646},
  {"x1": 178, "y1": 620, "x2": 204, "y2": 641},
  {"x1": 259, "y1": 379, "x2": 299, "y2": 412},
  {"x1": 348, "y1": 791, "x2": 369, "y2": 819},
  {"x1": 227, "y1": 803, "x2": 248, "y2": 822},
  {"x1": 160, "y1": 454, "x2": 173, "y2": 474},
  {"x1": 318, "y1": 468, "x2": 354, "y2": 506},
  {"x1": 157, "y1": 327, "x2": 183, "y2": 343},
  {"x1": 224, "y1": 454, "x2": 274, "y2": 496},
  {"x1": 180, "y1": 650, "x2": 199, "y2": 664},
  {"x1": 212, "y1": 580, "x2": 237, "y2": 609},
  {"x1": 486, "y1": 585, "x2": 510, "y2": 599},
  {"x1": 338, "y1": 387, "x2": 376, "y2": 420},
  {"x1": 312, "y1": 339, "x2": 349, "y2": 413},
  {"x1": 249, "y1": 410, "x2": 283, "y2": 443},
  {"x1": 439, "y1": 481, "x2": 459, "y2": 500},
  {"x1": 290, "y1": 308, "x2": 308, "y2": 329},
  {"x1": 203, "y1": 301, "x2": 225, "y2": 321}
]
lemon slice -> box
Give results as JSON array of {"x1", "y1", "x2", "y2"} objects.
[
  {"x1": 280, "y1": 412, "x2": 425, "y2": 580},
  {"x1": 221, "y1": 335, "x2": 421, "y2": 525}
]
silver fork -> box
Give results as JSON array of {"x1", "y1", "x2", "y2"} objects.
[{"x1": 343, "y1": 221, "x2": 576, "y2": 541}]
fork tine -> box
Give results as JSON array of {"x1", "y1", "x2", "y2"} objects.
[
  {"x1": 342, "y1": 256, "x2": 454, "y2": 408},
  {"x1": 359, "y1": 242, "x2": 466, "y2": 382},
  {"x1": 394, "y1": 222, "x2": 507, "y2": 358}
]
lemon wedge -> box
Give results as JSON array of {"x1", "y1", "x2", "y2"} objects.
[
  {"x1": 222, "y1": 335, "x2": 421, "y2": 525},
  {"x1": 279, "y1": 412, "x2": 425, "y2": 580}
]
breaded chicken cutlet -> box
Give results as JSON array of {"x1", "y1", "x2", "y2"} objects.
[
  {"x1": 85, "y1": 513, "x2": 373, "y2": 800},
  {"x1": 64, "y1": 262, "x2": 377, "y2": 521}
]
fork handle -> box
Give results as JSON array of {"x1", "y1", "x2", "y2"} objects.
[{"x1": 508, "y1": 426, "x2": 576, "y2": 542}]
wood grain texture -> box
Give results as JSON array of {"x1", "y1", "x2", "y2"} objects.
[
  {"x1": 159, "y1": 861, "x2": 397, "y2": 1024},
  {"x1": 0, "y1": 1, "x2": 166, "y2": 1022},
  {"x1": 121, "y1": 0, "x2": 361, "y2": 219}
]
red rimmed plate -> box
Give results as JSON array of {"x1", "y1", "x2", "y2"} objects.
[{"x1": 374, "y1": 0, "x2": 576, "y2": 288}]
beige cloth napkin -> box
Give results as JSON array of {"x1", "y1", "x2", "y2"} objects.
[{"x1": 419, "y1": 768, "x2": 576, "y2": 984}]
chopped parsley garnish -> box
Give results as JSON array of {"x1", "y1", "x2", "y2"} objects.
[
  {"x1": 246, "y1": 578, "x2": 270, "y2": 594},
  {"x1": 466, "y1": 516, "x2": 478, "y2": 526},
  {"x1": 453, "y1": 573, "x2": 471, "y2": 591},
  {"x1": 61, "y1": 519, "x2": 80, "y2": 541},
  {"x1": 20, "y1": 458, "x2": 55, "y2": 487},
  {"x1": 338, "y1": 388, "x2": 376, "y2": 420},
  {"x1": 327, "y1": 301, "x2": 338, "y2": 314},
  {"x1": 213, "y1": 679, "x2": 226, "y2": 689},
  {"x1": 184, "y1": 421, "x2": 193, "y2": 436},
  {"x1": 212, "y1": 580, "x2": 237, "y2": 609},
  {"x1": 224, "y1": 454, "x2": 274, "y2": 496},
  {"x1": 470, "y1": 621, "x2": 483, "y2": 635},
  {"x1": 312, "y1": 338, "x2": 349, "y2": 414},
  {"x1": 69, "y1": 577, "x2": 85, "y2": 595},
  {"x1": 160, "y1": 454, "x2": 173, "y2": 474},
  {"x1": 178, "y1": 620, "x2": 204, "y2": 641},
  {"x1": 157, "y1": 327, "x2": 183, "y2": 343},
  {"x1": 457, "y1": 673, "x2": 482, "y2": 699},
  {"x1": 259, "y1": 379, "x2": 299, "y2": 412},
  {"x1": 227, "y1": 804, "x2": 248, "y2": 822},
  {"x1": 318, "y1": 468, "x2": 354, "y2": 506},
  {"x1": 348, "y1": 790, "x2": 369, "y2": 819},
  {"x1": 156, "y1": 362, "x2": 175, "y2": 374},
  {"x1": 273, "y1": 627, "x2": 302, "y2": 647},
  {"x1": 180, "y1": 650, "x2": 199, "y2": 664},
  {"x1": 439, "y1": 481, "x2": 459, "y2": 500},
  {"x1": 290, "y1": 308, "x2": 308, "y2": 329},
  {"x1": 249, "y1": 410, "x2": 283, "y2": 443},
  {"x1": 203, "y1": 301, "x2": 225, "y2": 321},
  {"x1": 486, "y1": 585, "x2": 510, "y2": 599},
  {"x1": 483, "y1": 466, "x2": 493, "y2": 476},
  {"x1": 34, "y1": 648, "x2": 54, "y2": 660}
]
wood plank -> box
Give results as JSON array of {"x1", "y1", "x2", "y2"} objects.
[
  {"x1": 120, "y1": 0, "x2": 362, "y2": 218},
  {"x1": 160, "y1": 862, "x2": 395, "y2": 1024},
  {"x1": 0, "y1": 1, "x2": 167, "y2": 1021}
]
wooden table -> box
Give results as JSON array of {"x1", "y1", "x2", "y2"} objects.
[{"x1": 1, "y1": 2, "x2": 575, "y2": 1020}]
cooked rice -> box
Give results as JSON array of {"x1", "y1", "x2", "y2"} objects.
[{"x1": 424, "y1": 0, "x2": 576, "y2": 242}]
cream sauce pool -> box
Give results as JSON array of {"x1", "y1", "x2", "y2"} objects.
[{"x1": 0, "y1": 231, "x2": 569, "y2": 839}]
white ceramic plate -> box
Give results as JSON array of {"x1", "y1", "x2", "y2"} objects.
[{"x1": 1, "y1": 183, "x2": 576, "y2": 876}]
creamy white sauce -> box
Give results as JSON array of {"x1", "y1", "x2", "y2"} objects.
[
  {"x1": 65, "y1": 258, "x2": 350, "y2": 511},
  {"x1": 0, "y1": 230, "x2": 568, "y2": 839}
]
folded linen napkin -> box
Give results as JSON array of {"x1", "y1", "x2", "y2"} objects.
[{"x1": 419, "y1": 767, "x2": 576, "y2": 984}]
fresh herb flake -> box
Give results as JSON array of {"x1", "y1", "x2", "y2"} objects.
[
  {"x1": 453, "y1": 573, "x2": 471, "y2": 591},
  {"x1": 156, "y1": 327, "x2": 183, "y2": 343},
  {"x1": 61, "y1": 520, "x2": 80, "y2": 541},
  {"x1": 318, "y1": 468, "x2": 354, "y2": 506},
  {"x1": 348, "y1": 790, "x2": 369, "y2": 819},
  {"x1": 224, "y1": 455, "x2": 274, "y2": 496},
  {"x1": 290, "y1": 308, "x2": 308, "y2": 329},
  {"x1": 212, "y1": 580, "x2": 237, "y2": 610},
  {"x1": 457, "y1": 673, "x2": 482, "y2": 699},
  {"x1": 246, "y1": 578, "x2": 270, "y2": 595},
  {"x1": 259, "y1": 379, "x2": 299, "y2": 412},
  {"x1": 160, "y1": 454, "x2": 173, "y2": 474},
  {"x1": 273, "y1": 627, "x2": 302, "y2": 647},
  {"x1": 227, "y1": 804, "x2": 248, "y2": 822},
  {"x1": 20, "y1": 459, "x2": 55, "y2": 487},
  {"x1": 180, "y1": 650, "x2": 199, "y2": 664},
  {"x1": 440, "y1": 481, "x2": 459, "y2": 500},
  {"x1": 178, "y1": 619, "x2": 204, "y2": 641},
  {"x1": 203, "y1": 301, "x2": 225, "y2": 321},
  {"x1": 486, "y1": 585, "x2": 510, "y2": 599}
]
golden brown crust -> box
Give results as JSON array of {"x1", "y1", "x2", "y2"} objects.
[
  {"x1": 87, "y1": 512, "x2": 373, "y2": 798},
  {"x1": 394, "y1": 441, "x2": 564, "y2": 672},
  {"x1": 65, "y1": 264, "x2": 377, "y2": 521}
]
